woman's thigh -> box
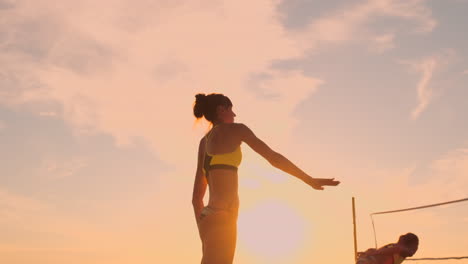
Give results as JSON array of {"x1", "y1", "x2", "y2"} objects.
[{"x1": 199, "y1": 209, "x2": 237, "y2": 264}]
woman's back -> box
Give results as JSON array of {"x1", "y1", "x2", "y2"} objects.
[
  {"x1": 205, "y1": 123, "x2": 241, "y2": 155},
  {"x1": 204, "y1": 123, "x2": 242, "y2": 210}
]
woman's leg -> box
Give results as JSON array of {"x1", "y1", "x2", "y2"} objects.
[{"x1": 199, "y1": 209, "x2": 237, "y2": 264}]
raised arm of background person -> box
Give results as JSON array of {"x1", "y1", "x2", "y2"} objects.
[
  {"x1": 192, "y1": 137, "x2": 208, "y2": 224},
  {"x1": 236, "y1": 123, "x2": 339, "y2": 190}
]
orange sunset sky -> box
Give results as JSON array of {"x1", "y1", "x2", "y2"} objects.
[{"x1": 1, "y1": 0, "x2": 468, "y2": 263}]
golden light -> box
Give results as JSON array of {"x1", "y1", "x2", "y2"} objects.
[{"x1": 238, "y1": 199, "x2": 307, "y2": 261}]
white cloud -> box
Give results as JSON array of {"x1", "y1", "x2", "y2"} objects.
[
  {"x1": 370, "y1": 33, "x2": 396, "y2": 53},
  {"x1": 397, "y1": 51, "x2": 454, "y2": 120},
  {"x1": 0, "y1": 0, "x2": 441, "y2": 167},
  {"x1": 295, "y1": 0, "x2": 436, "y2": 51},
  {"x1": 39, "y1": 156, "x2": 87, "y2": 180},
  {"x1": 377, "y1": 0, "x2": 437, "y2": 33},
  {"x1": 0, "y1": 0, "x2": 322, "y2": 166},
  {"x1": 0, "y1": 0, "x2": 447, "y2": 201},
  {"x1": 411, "y1": 57, "x2": 437, "y2": 119}
]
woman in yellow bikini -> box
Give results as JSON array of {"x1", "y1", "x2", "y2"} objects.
[{"x1": 192, "y1": 93, "x2": 340, "y2": 264}]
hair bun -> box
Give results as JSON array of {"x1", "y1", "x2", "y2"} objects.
[
  {"x1": 195, "y1": 93, "x2": 206, "y2": 102},
  {"x1": 193, "y1": 93, "x2": 206, "y2": 118}
]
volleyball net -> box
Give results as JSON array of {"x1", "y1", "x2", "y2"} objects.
[{"x1": 368, "y1": 197, "x2": 468, "y2": 263}]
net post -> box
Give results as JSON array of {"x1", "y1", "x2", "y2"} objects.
[{"x1": 352, "y1": 197, "x2": 358, "y2": 262}]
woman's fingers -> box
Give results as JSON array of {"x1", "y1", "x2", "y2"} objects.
[
  {"x1": 327, "y1": 180, "x2": 340, "y2": 186},
  {"x1": 307, "y1": 177, "x2": 340, "y2": 190},
  {"x1": 317, "y1": 178, "x2": 340, "y2": 185},
  {"x1": 316, "y1": 178, "x2": 340, "y2": 186}
]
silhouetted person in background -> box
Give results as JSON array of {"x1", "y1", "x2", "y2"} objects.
[
  {"x1": 357, "y1": 233, "x2": 419, "y2": 264},
  {"x1": 192, "y1": 93, "x2": 340, "y2": 264}
]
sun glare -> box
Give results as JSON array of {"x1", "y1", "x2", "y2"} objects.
[{"x1": 238, "y1": 199, "x2": 307, "y2": 261}]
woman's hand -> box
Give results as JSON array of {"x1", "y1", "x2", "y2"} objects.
[{"x1": 304, "y1": 177, "x2": 340, "y2": 190}]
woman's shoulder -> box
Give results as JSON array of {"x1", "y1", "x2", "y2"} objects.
[
  {"x1": 222, "y1": 122, "x2": 245, "y2": 127},
  {"x1": 227, "y1": 123, "x2": 252, "y2": 136},
  {"x1": 213, "y1": 122, "x2": 248, "y2": 132},
  {"x1": 229, "y1": 122, "x2": 250, "y2": 131}
]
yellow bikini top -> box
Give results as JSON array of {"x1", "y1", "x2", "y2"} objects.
[{"x1": 203, "y1": 125, "x2": 242, "y2": 175}]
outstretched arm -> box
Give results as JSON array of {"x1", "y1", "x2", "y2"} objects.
[
  {"x1": 237, "y1": 123, "x2": 339, "y2": 190},
  {"x1": 192, "y1": 137, "x2": 208, "y2": 224}
]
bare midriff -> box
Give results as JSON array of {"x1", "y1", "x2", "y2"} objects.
[{"x1": 206, "y1": 169, "x2": 239, "y2": 211}]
